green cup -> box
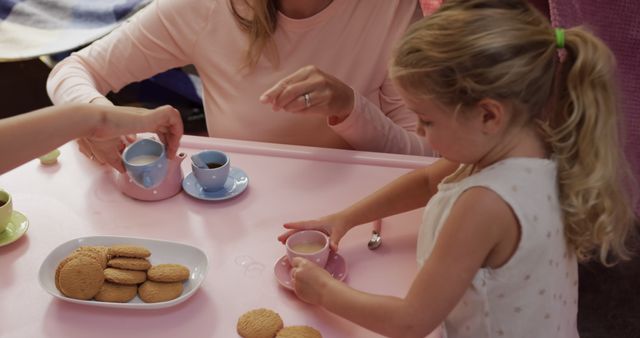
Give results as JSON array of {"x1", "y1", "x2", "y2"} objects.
[{"x1": 0, "y1": 190, "x2": 12, "y2": 233}]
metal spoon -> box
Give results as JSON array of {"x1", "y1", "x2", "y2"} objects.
[{"x1": 367, "y1": 219, "x2": 382, "y2": 250}]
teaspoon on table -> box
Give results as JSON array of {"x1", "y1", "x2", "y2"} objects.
[{"x1": 367, "y1": 219, "x2": 382, "y2": 250}]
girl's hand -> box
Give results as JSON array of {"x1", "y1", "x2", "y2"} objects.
[
  {"x1": 278, "y1": 214, "x2": 349, "y2": 252},
  {"x1": 290, "y1": 257, "x2": 336, "y2": 305},
  {"x1": 92, "y1": 105, "x2": 183, "y2": 160},
  {"x1": 259, "y1": 65, "x2": 354, "y2": 124},
  {"x1": 78, "y1": 104, "x2": 183, "y2": 173},
  {"x1": 77, "y1": 136, "x2": 129, "y2": 173}
]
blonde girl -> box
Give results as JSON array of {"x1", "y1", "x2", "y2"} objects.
[{"x1": 279, "y1": 0, "x2": 637, "y2": 337}]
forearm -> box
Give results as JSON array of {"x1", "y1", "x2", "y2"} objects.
[
  {"x1": 331, "y1": 90, "x2": 432, "y2": 156},
  {"x1": 321, "y1": 280, "x2": 436, "y2": 338},
  {"x1": 337, "y1": 167, "x2": 432, "y2": 228},
  {"x1": 46, "y1": 56, "x2": 109, "y2": 105},
  {"x1": 0, "y1": 105, "x2": 100, "y2": 173},
  {"x1": 335, "y1": 159, "x2": 458, "y2": 229}
]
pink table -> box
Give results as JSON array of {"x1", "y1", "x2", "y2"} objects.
[{"x1": 0, "y1": 135, "x2": 439, "y2": 338}]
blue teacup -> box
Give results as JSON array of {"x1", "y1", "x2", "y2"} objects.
[
  {"x1": 122, "y1": 138, "x2": 168, "y2": 189},
  {"x1": 191, "y1": 150, "x2": 230, "y2": 191}
]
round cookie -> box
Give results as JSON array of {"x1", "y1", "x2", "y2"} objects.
[
  {"x1": 237, "y1": 308, "x2": 284, "y2": 338},
  {"x1": 147, "y1": 264, "x2": 190, "y2": 282},
  {"x1": 138, "y1": 280, "x2": 184, "y2": 303},
  {"x1": 58, "y1": 256, "x2": 105, "y2": 300},
  {"x1": 109, "y1": 245, "x2": 151, "y2": 258},
  {"x1": 70, "y1": 249, "x2": 106, "y2": 269},
  {"x1": 276, "y1": 326, "x2": 322, "y2": 338},
  {"x1": 73, "y1": 246, "x2": 109, "y2": 268},
  {"x1": 104, "y1": 268, "x2": 147, "y2": 285},
  {"x1": 94, "y1": 282, "x2": 138, "y2": 303},
  {"x1": 55, "y1": 255, "x2": 79, "y2": 292},
  {"x1": 108, "y1": 257, "x2": 151, "y2": 271}
]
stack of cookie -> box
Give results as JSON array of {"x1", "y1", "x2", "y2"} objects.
[
  {"x1": 55, "y1": 244, "x2": 190, "y2": 303},
  {"x1": 100, "y1": 245, "x2": 152, "y2": 302},
  {"x1": 139, "y1": 264, "x2": 190, "y2": 303},
  {"x1": 237, "y1": 308, "x2": 323, "y2": 338}
]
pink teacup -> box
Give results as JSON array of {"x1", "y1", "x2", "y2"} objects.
[{"x1": 285, "y1": 230, "x2": 330, "y2": 268}]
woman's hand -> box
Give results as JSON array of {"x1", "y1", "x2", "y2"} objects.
[
  {"x1": 278, "y1": 214, "x2": 350, "y2": 252},
  {"x1": 290, "y1": 257, "x2": 336, "y2": 305},
  {"x1": 260, "y1": 65, "x2": 355, "y2": 124}
]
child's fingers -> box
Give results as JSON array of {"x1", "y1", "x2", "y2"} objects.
[
  {"x1": 291, "y1": 257, "x2": 307, "y2": 268},
  {"x1": 124, "y1": 134, "x2": 137, "y2": 143},
  {"x1": 277, "y1": 228, "x2": 299, "y2": 244},
  {"x1": 279, "y1": 220, "x2": 321, "y2": 244},
  {"x1": 77, "y1": 139, "x2": 94, "y2": 159}
]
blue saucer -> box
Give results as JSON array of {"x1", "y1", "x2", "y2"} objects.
[{"x1": 182, "y1": 167, "x2": 249, "y2": 201}]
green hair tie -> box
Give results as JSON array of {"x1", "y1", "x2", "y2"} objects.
[{"x1": 555, "y1": 28, "x2": 565, "y2": 49}]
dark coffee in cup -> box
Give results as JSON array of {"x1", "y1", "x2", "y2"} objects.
[
  {"x1": 206, "y1": 162, "x2": 223, "y2": 169},
  {"x1": 0, "y1": 200, "x2": 5, "y2": 207}
]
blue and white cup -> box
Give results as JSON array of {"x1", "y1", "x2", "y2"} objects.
[
  {"x1": 122, "y1": 138, "x2": 168, "y2": 189},
  {"x1": 191, "y1": 150, "x2": 230, "y2": 192}
]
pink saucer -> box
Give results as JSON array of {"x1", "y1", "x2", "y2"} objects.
[{"x1": 274, "y1": 251, "x2": 347, "y2": 291}]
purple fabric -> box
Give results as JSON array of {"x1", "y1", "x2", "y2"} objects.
[{"x1": 549, "y1": 1, "x2": 640, "y2": 213}]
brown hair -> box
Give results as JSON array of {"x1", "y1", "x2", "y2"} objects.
[
  {"x1": 230, "y1": 0, "x2": 278, "y2": 70},
  {"x1": 391, "y1": 0, "x2": 637, "y2": 265}
]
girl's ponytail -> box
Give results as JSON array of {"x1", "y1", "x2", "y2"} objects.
[{"x1": 546, "y1": 27, "x2": 636, "y2": 264}]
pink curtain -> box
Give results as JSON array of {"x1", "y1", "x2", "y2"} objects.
[{"x1": 548, "y1": 1, "x2": 640, "y2": 213}]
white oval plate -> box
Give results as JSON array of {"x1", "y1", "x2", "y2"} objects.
[{"x1": 38, "y1": 235, "x2": 208, "y2": 309}]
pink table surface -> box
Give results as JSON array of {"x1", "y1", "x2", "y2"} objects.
[{"x1": 0, "y1": 135, "x2": 440, "y2": 338}]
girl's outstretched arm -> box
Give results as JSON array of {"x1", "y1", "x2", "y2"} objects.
[
  {"x1": 0, "y1": 104, "x2": 183, "y2": 174},
  {"x1": 279, "y1": 159, "x2": 458, "y2": 250},
  {"x1": 295, "y1": 186, "x2": 519, "y2": 337}
]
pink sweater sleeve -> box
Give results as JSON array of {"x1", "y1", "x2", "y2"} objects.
[
  {"x1": 47, "y1": 0, "x2": 213, "y2": 105},
  {"x1": 330, "y1": 80, "x2": 432, "y2": 156},
  {"x1": 329, "y1": 2, "x2": 432, "y2": 156}
]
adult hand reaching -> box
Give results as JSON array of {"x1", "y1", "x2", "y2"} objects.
[{"x1": 260, "y1": 65, "x2": 355, "y2": 124}]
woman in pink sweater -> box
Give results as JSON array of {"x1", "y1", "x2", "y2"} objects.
[{"x1": 47, "y1": 0, "x2": 431, "y2": 172}]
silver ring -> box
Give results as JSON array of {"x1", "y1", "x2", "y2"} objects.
[{"x1": 303, "y1": 93, "x2": 311, "y2": 108}]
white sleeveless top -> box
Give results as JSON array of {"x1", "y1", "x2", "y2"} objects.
[{"x1": 418, "y1": 158, "x2": 579, "y2": 338}]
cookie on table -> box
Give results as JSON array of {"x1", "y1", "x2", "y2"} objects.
[
  {"x1": 138, "y1": 280, "x2": 184, "y2": 303},
  {"x1": 57, "y1": 256, "x2": 105, "y2": 300},
  {"x1": 94, "y1": 282, "x2": 138, "y2": 303},
  {"x1": 108, "y1": 257, "x2": 151, "y2": 271},
  {"x1": 276, "y1": 326, "x2": 322, "y2": 338},
  {"x1": 104, "y1": 268, "x2": 147, "y2": 285},
  {"x1": 147, "y1": 264, "x2": 190, "y2": 282},
  {"x1": 237, "y1": 308, "x2": 284, "y2": 338},
  {"x1": 109, "y1": 245, "x2": 151, "y2": 258}
]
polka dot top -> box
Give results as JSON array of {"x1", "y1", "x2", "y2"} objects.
[{"x1": 417, "y1": 158, "x2": 579, "y2": 338}]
